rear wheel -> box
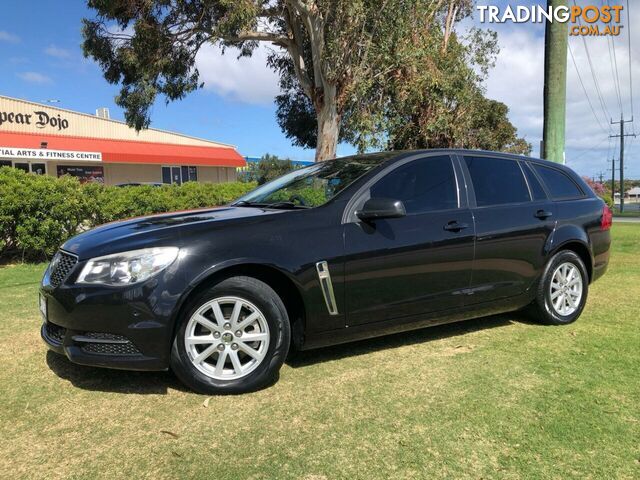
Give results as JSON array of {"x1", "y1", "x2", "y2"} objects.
[
  {"x1": 529, "y1": 250, "x2": 589, "y2": 325},
  {"x1": 171, "y1": 276, "x2": 290, "y2": 394}
]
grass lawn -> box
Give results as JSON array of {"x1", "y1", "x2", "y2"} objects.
[
  {"x1": 613, "y1": 206, "x2": 640, "y2": 218},
  {"x1": 614, "y1": 211, "x2": 640, "y2": 218},
  {"x1": 1, "y1": 226, "x2": 638, "y2": 479}
]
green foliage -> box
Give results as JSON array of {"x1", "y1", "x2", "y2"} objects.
[
  {"x1": 343, "y1": 16, "x2": 530, "y2": 154},
  {"x1": 239, "y1": 154, "x2": 297, "y2": 185},
  {"x1": 268, "y1": 186, "x2": 328, "y2": 207},
  {"x1": 0, "y1": 167, "x2": 90, "y2": 260},
  {"x1": 600, "y1": 194, "x2": 614, "y2": 208},
  {"x1": 0, "y1": 167, "x2": 255, "y2": 261},
  {"x1": 269, "y1": 1, "x2": 530, "y2": 155}
]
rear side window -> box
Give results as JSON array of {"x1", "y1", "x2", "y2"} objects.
[
  {"x1": 370, "y1": 155, "x2": 458, "y2": 214},
  {"x1": 533, "y1": 165, "x2": 584, "y2": 199},
  {"x1": 464, "y1": 156, "x2": 530, "y2": 206},
  {"x1": 522, "y1": 163, "x2": 547, "y2": 200}
]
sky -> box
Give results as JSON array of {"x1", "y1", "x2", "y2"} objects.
[{"x1": 0, "y1": 0, "x2": 638, "y2": 178}]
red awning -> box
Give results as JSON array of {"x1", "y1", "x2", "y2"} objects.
[{"x1": 0, "y1": 130, "x2": 246, "y2": 167}]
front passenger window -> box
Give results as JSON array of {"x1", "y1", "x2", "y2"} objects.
[{"x1": 369, "y1": 155, "x2": 458, "y2": 214}]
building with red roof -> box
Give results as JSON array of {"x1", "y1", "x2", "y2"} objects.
[{"x1": 0, "y1": 95, "x2": 245, "y2": 185}]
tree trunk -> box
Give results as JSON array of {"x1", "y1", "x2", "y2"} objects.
[{"x1": 315, "y1": 98, "x2": 339, "y2": 161}]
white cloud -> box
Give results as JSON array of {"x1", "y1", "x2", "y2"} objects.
[
  {"x1": 16, "y1": 72, "x2": 53, "y2": 85},
  {"x1": 0, "y1": 31, "x2": 20, "y2": 43},
  {"x1": 195, "y1": 43, "x2": 280, "y2": 105},
  {"x1": 45, "y1": 45, "x2": 73, "y2": 59},
  {"x1": 484, "y1": 29, "x2": 544, "y2": 140}
]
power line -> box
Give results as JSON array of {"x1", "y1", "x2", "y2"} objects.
[
  {"x1": 568, "y1": 135, "x2": 609, "y2": 163},
  {"x1": 609, "y1": 4, "x2": 625, "y2": 116},
  {"x1": 603, "y1": 0, "x2": 624, "y2": 116},
  {"x1": 568, "y1": 42, "x2": 609, "y2": 133},
  {"x1": 573, "y1": 0, "x2": 613, "y2": 122},
  {"x1": 626, "y1": 0, "x2": 635, "y2": 122}
]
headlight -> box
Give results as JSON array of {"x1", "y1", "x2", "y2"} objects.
[{"x1": 77, "y1": 247, "x2": 179, "y2": 286}]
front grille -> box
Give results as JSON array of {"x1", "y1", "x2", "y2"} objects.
[
  {"x1": 81, "y1": 341, "x2": 141, "y2": 356},
  {"x1": 44, "y1": 322, "x2": 66, "y2": 345},
  {"x1": 49, "y1": 251, "x2": 78, "y2": 288},
  {"x1": 77, "y1": 332, "x2": 142, "y2": 356},
  {"x1": 80, "y1": 332, "x2": 129, "y2": 341}
]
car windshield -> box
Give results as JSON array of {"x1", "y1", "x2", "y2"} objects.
[{"x1": 234, "y1": 155, "x2": 391, "y2": 208}]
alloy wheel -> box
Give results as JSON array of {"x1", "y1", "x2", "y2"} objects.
[
  {"x1": 549, "y1": 262, "x2": 583, "y2": 316},
  {"x1": 184, "y1": 296, "x2": 270, "y2": 380}
]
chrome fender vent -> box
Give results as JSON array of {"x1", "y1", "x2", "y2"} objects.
[{"x1": 316, "y1": 261, "x2": 339, "y2": 316}]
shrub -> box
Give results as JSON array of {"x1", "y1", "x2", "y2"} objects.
[
  {"x1": 0, "y1": 167, "x2": 256, "y2": 261},
  {"x1": 600, "y1": 194, "x2": 613, "y2": 208},
  {"x1": 0, "y1": 167, "x2": 90, "y2": 260}
]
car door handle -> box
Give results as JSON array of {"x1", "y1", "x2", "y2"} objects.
[
  {"x1": 443, "y1": 221, "x2": 469, "y2": 232},
  {"x1": 534, "y1": 210, "x2": 553, "y2": 219}
]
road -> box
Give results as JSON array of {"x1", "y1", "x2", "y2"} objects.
[{"x1": 613, "y1": 217, "x2": 640, "y2": 223}]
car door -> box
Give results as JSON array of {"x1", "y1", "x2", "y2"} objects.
[
  {"x1": 460, "y1": 154, "x2": 556, "y2": 304},
  {"x1": 343, "y1": 154, "x2": 475, "y2": 326}
]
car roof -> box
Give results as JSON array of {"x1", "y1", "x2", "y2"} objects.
[{"x1": 338, "y1": 149, "x2": 574, "y2": 173}]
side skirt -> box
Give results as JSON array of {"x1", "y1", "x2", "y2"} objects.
[{"x1": 300, "y1": 293, "x2": 533, "y2": 351}]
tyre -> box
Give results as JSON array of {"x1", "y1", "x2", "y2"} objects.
[
  {"x1": 170, "y1": 276, "x2": 290, "y2": 394},
  {"x1": 528, "y1": 250, "x2": 589, "y2": 325}
]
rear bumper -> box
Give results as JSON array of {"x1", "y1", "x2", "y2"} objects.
[{"x1": 591, "y1": 230, "x2": 611, "y2": 283}]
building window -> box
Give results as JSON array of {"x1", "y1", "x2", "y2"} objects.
[
  {"x1": 182, "y1": 166, "x2": 198, "y2": 182},
  {"x1": 162, "y1": 166, "x2": 172, "y2": 184},
  {"x1": 31, "y1": 163, "x2": 46, "y2": 175},
  {"x1": 0, "y1": 161, "x2": 47, "y2": 174},
  {"x1": 162, "y1": 166, "x2": 198, "y2": 185}
]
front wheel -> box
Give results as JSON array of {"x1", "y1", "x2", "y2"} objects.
[
  {"x1": 529, "y1": 250, "x2": 589, "y2": 325},
  {"x1": 170, "y1": 276, "x2": 290, "y2": 394}
]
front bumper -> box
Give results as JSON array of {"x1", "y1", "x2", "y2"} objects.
[
  {"x1": 39, "y1": 258, "x2": 185, "y2": 371},
  {"x1": 40, "y1": 320, "x2": 165, "y2": 370}
]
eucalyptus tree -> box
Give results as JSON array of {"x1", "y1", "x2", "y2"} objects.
[{"x1": 83, "y1": 0, "x2": 524, "y2": 160}]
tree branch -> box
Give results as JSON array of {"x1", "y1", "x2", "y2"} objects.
[
  {"x1": 286, "y1": 0, "x2": 327, "y2": 96},
  {"x1": 284, "y1": 7, "x2": 314, "y2": 99},
  {"x1": 223, "y1": 30, "x2": 290, "y2": 48}
]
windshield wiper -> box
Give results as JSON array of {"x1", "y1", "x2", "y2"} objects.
[
  {"x1": 264, "y1": 201, "x2": 310, "y2": 209},
  {"x1": 233, "y1": 200, "x2": 268, "y2": 207},
  {"x1": 233, "y1": 200, "x2": 308, "y2": 209}
]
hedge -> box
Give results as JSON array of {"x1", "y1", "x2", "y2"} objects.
[{"x1": 0, "y1": 167, "x2": 256, "y2": 261}]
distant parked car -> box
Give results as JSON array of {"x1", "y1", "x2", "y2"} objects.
[
  {"x1": 40, "y1": 150, "x2": 611, "y2": 394},
  {"x1": 114, "y1": 182, "x2": 164, "y2": 187}
]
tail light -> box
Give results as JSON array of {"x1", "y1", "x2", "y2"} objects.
[{"x1": 601, "y1": 205, "x2": 612, "y2": 231}]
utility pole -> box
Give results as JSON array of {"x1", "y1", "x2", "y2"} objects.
[
  {"x1": 610, "y1": 116, "x2": 636, "y2": 212},
  {"x1": 609, "y1": 157, "x2": 617, "y2": 202},
  {"x1": 542, "y1": 0, "x2": 569, "y2": 164},
  {"x1": 597, "y1": 171, "x2": 605, "y2": 184}
]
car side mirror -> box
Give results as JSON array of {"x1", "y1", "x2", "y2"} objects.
[{"x1": 356, "y1": 198, "x2": 406, "y2": 222}]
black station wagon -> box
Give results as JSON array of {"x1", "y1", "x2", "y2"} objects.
[{"x1": 40, "y1": 150, "x2": 612, "y2": 394}]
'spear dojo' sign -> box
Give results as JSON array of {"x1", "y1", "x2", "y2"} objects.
[{"x1": 0, "y1": 109, "x2": 70, "y2": 131}]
